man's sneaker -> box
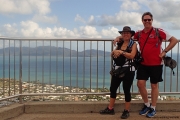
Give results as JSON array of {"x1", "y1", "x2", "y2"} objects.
[
  {"x1": 139, "y1": 105, "x2": 150, "y2": 115},
  {"x1": 121, "y1": 110, "x2": 130, "y2": 119},
  {"x1": 99, "y1": 107, "x2": 115, "y2": 115},
  {"x1": 146, "y1": 108, "x2": 156, "y2": 118}
]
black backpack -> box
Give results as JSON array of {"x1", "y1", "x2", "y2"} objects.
[
  {"x1": 163, "y1": 56, "x2": 177, "y2": 75},
  {"x1": 126, "y1": 40, "x2": 142, "y2": 70}
]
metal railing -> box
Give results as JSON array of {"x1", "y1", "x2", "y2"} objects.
[{"x1": 0, "y1": 38, "x2": 179, "y2": 103}]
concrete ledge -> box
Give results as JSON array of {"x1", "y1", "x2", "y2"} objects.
[
  {"x1": 24, "y1": 100, "x2": 180, "y2": 113},
  {"x1": 0, "y1": 103, "x2": 24, "y2": 120},
  {"x1": 1, "y1": 101, "x2": 180, "y2": 119}
]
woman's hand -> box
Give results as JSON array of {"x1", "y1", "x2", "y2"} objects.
[{"x1": 112, "y1": 50, "x2": 122, "y2": 58}]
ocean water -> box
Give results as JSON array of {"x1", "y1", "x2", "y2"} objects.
[{"x1": 0, "y1": 55, "x2": 179, "y2": 93}]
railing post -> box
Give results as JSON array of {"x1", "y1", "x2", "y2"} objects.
[{"x1": 19, "y1": 40, "x2": 22, "y2": 104}]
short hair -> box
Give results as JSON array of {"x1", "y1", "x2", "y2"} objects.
[{"x1": 142, "y1": 12, "x2": 153, "y2": 20}]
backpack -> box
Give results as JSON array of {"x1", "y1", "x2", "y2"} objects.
[
  {"x1": 163, "y1": 56, "x2": 177, "y2": 75},
  {"x1": 126, "y1": 40, "x2": 142, "y2": 70}
]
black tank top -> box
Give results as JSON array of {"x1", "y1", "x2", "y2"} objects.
[{"x1": 113, "y1": 41, "x2": 131, "y2": 66}]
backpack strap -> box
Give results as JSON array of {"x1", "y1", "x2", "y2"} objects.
[
  {"x1": 154, "y1": 28, "x2": 162, "y2": 47},
  {"x1": 155, "y1": 28, "x2": 162, "y2": 40},
  {"x1": 126, "y1": 39, "x2": 135, "y2": 71},
  {"x1": 137, "y1": 28, "x2": 161, "y2": 42},
  {"x1": 155, "y1": 28, "x2": 159, "y2": 38},
  {"x1": 137, "y1": 30, "x2": 142, "y2": 41},
  {"x1": 127, "y1": 39, "x2": 134, "y2": 48}
]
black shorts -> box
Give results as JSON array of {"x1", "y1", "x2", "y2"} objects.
[{"x1": 136, "y1": 64, "x2": 163, "y2": 84}]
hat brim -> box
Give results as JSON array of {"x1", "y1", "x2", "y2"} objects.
[{"x1": 118, "y1": 31, "x2": 135, "y2": 37}]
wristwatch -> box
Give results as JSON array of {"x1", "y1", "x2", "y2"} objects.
[{"x1": 163, "y1": 50, "x2": 168, "y2": 53}]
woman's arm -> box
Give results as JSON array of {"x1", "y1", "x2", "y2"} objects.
[{"x1": 122, "y1": 43, "x2": 137, "y2": 59}]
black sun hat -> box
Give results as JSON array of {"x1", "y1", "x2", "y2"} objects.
[{"x1": 118, "y1": 26, "x2": 135, "y2": 36}]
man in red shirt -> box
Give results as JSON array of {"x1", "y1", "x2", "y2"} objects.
[{"x1": 113, "y1": 12, "x2": 178, "y2": 118}]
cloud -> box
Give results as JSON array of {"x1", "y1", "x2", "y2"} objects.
[
  {"x1": 1, "y1": 21, "x2": 103, "y2": 38},
  {"x1": 170, "y1": 22, "x2": 180, "y2": 30},
  {"x1": 0, "y1": 0, "x2": 50, "y2": 15},
  {"x1": 53, "y1": 27, "x2": 80, "y2": 38},
  {"x1": 87, "y1": 15, "x2": 97, "y2": 26},
  {"x1": 32, "y1": 15, "x2": 58, "y2": 24},
  {"x1": 73, "y1": 1, "x2": 141, "y2": 27},
  {"x1": 76, "y1": 11, "x2": 142, "y2": 27},
  {"x1": 75, "y1": 14, "x2": 85, "y2": 23},
  {"x1": 95, "y1": 11, "x2": 142, "y2": 26},
  {"x1": 1, "y1": 24, "x2": 18, "y2": 37},
  {"x1": 101, "y1": 27, "x2": 119, "y2": 38},
  {"x1": 20, "y1": 21, "x2": 74, "y2": 38},
  {"x1": 120, "y1": 0, "x2": 140, "y2": 11},
  {"x1": 75, "y1": 0, "x2": 180, "y2": 30},
  {"x1": 20, "y1": 21, "x2": 41, "y2": 37},
  {"x1": 0, "y1": 0, "x2": 180, "y2": 39},
  {"x1": 79, "y1": 26, "x2": 101, "y2": 38},
  {"x1": 136, "y1": 0, "x2": 180, "y2": 29}
]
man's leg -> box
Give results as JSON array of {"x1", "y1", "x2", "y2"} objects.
[
  {"x1": 145, "y1": 83, "x2": 158, "y2": 118},
  {"x1": 137, "y1": 80, "x2": 151, "y2": 115},
  {"x1": 151, "y1": 83, "x2": 159, "y2": 107},
  {"x1": 137, "y1": 80, "x2": 148, "y2": 103},
  {"x1": 146, "y1": 65, "x2": 163, "y2": 118}
]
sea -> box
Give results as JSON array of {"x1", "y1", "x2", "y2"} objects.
[{"x1": 0, "y1": 54, "x2": 179, "y2": 93}]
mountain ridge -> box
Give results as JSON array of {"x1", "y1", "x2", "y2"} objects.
[{"x1": 0, "y1": 46, "x2": 111, "y2": 57}]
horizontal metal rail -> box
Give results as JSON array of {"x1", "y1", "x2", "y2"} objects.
[
  {"x1": 1, "y1": 91, "x2": 180, "y2": 102},
  {"x1": 0, "y1": 94, "x2": 19, "y2": 102}
]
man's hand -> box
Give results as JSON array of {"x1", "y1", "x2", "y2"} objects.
[
  {"x1": 113, "y1": 36, "x2": 122, "y2": 46},
  {"x1": 159, "y1": 51, "x2": 166, "y2": 58}
]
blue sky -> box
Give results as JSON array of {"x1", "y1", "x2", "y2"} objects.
[{"x1": 0, "y1": 0, "x2": 180, "y2": 39}]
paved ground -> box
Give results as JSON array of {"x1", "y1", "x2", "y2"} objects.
[{"x1": 8, "y1": 112, "x2": 180, "y2": 120}]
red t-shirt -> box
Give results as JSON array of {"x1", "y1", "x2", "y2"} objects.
[{"x1": 134, "y1": 27, "x2": 172, "y2": 66}]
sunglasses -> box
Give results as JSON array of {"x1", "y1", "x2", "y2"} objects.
[{"x1": 143, "y1": 19, "x2": 152, "y2": 22}]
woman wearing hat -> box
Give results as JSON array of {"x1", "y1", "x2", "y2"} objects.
[{"x1": 100, "y1": 26, "x2": 137, "y2": 119}]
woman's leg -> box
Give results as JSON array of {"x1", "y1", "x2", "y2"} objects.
[
  {"x1": 99, "y1": 76, "x2": 121, "y2": 115},
  {"x1": 122, "y1": 71, "x2": 135, "y2": 111},
  {"x1": 108, "y1": 98, "x2": 116, "y2": 109},
  {"x1": 109, "y1": 76, "x2": 122, "y2": 108}
]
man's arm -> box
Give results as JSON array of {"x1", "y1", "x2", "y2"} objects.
[
  {"x1": 113, "y1": 36, "x2": 122, "y2": 46},
  {"x1": 113, "y1": 31, "x2": 138, "y2": 46},
  {"x1": 163, "y1": 36, "x2": 178, "y2": 52},
  {"x1": 159, "y1": 36, "x2": 178, "y2": 58}
]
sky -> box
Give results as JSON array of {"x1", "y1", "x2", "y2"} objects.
[{"x1": 0, "y1": 0, "x2": 180, "y2": 40}]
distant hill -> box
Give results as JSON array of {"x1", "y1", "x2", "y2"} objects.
[{"x1": 0, "y1": 46, "x2": 111, "y2": 57}]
